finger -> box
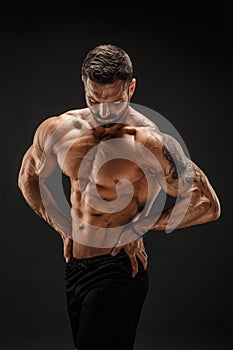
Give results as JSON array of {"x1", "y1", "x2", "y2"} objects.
[
  {"x1": 111, "y1": 246, "x2": 122, "y2": 256},
  {"x1": 64, "y1": 241, "x2": 72, "y2": 253},
  {"x1": 137, "y1": 251, "x2": 148, "y2": 270},
  {"x1": 140, "y1": 249, "x2": 148, "y2": 258},
  {"x1": 64, "y1": 251, "x2": 72, "y2": 263},
  {"x1": 129, "y1": 255, "x2": 138, "y2": 278},
  {"x1": 64, "y1": 238, "x2": 73, "y2": 262},
  {"x1": 64, "y1": 249, "x2": 72, "y2": 262}
]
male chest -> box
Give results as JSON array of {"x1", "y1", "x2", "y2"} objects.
[{"x1": 55, "y1": 129, "x2": 144, "y2": 185}]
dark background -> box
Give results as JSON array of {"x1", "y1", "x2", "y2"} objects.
[{"x1": 0, "y1": 3, "x2": 232, "y2": 350}]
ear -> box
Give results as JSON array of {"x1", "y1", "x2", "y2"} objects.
[
  {"x1": 82, "y1": 75, "x2": 87, "y2": 90},
  {"x1": 129, "y1": 78, "x2": 136, "y2": 99}
]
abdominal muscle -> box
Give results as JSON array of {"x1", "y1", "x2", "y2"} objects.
[
  {"x1": 70, "y1": 180, "x2": 145, "y2": 258},
  {"x1": 71, "y1": 200, "x2": 141, "y2": 258},
  {"x1": 65, "y1": 161, "x2": 161, "y2": 258}
]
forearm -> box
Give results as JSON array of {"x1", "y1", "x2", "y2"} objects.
[
  {"x1": 152, "y1": 196, "x2": 215, "y2": 231},
  {"x1": 19, "y1": 178, "x2": 72, "y2": 238},
  {"x1": 132, "y1": 191, "x2": 220, "y2": 234}
]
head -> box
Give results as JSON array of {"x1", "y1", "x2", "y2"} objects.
[{"x1": 82, "y1": 44, "x2": 136, "y2": 125}]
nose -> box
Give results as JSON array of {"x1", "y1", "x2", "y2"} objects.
[{"x1": 99, "y1": 103, "x2": 109, "y2": 119}]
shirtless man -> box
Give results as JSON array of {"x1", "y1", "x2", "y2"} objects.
[{"x1": 18, "y1": 44, "x2": 221, "y2": 350}]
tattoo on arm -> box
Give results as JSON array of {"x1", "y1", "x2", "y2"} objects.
[
  {"x1": 161, "y1": 134, "x2": 195, "y2": 185},
  {"x1": 191, "y1": 169, "x2": 207, "y2": 188},
  {"x1": 162, "y1": 145, "x2": 179, "y2": 179}
]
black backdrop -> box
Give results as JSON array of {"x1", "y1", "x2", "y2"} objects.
[{"x1": 1, "y1": 3, "x2": 232, "y2": 350}]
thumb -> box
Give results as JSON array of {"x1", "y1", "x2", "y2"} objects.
[
  {"x1": 64, "y1": 250, "x2": 72, "y2": 263},
  {"x1": 64, "y1": 238, "x2": 73, "y2": 262},
  {"x1": 111, "y1": 246, "x2": 122, "y2": 256}
]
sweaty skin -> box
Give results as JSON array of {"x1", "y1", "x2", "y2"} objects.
[{"x1": 18, "y1": 80, "x2": 221, "y2": 276}]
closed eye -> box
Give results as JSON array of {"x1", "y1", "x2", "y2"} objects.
[{"x1": 89, "y1": 99, "x2": 99, "y2": 105}]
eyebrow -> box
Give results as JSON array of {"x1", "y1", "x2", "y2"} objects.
[
  {"x1": 87, "y1": 94, "x2": 122, "y2": 103},
  {"x1": 87, "y1": 84, "x2": 126, "y2": 102},
  {"x1": 87, "y1": 94, "x2": 98, "y2": 101}
]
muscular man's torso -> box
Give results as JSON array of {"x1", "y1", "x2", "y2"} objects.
[{"x1": 46, "y1": 107, "x2": 162, "y2": 257}]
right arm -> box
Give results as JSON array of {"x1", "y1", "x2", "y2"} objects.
[{"x1": 18, "y1": 117, "x2": 72, "y2": 260}]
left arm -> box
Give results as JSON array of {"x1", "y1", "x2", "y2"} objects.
[
  {"x1": 134, "y1": 133, "x2": 221, "y2": 233},
  {"x1": 111, "y1": 133, "x2": 221, "y2": 274},
  {"x1": 153, "y1": 161, "x2": 221, "y2": 231}
]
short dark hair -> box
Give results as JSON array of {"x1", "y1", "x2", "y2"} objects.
[{"x1": 82, "y1": 44, "x2": 133, "y2": 84}]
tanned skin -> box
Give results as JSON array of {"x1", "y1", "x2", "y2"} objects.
[{"x1": 18, "y1": 78, "x2": 221, "y2": 277}]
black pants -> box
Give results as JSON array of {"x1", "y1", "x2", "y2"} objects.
[{"x1": 65, "y1": 249, "x2": 149, "y2": 350}]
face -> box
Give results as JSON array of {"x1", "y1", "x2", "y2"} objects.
[{"x1": 83, "y1": 77, "x2": 136, "y2": 125}]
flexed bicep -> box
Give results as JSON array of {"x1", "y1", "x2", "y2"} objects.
[{"x1": 18, "y1": 117, "x2": 59, "y2": 207}]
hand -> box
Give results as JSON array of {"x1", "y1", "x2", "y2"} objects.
[
  {"x1": 62, "y1": 236, "x2": 73, "y2": 263},
  {"x1": 111, "y1": 237, "x2": 148, "y2": 278}
]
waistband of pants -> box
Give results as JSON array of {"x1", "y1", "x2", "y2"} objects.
[{"x1": 69, "y1": 248, "x2": 128, "y2": 266}]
